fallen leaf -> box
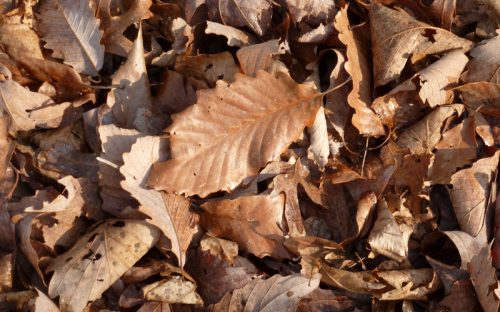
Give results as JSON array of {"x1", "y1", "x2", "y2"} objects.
[
  {"x1": 285, "y1": 0, "x2": 337, "y2": 25},
  {"x1": 468, "y1": 244, "x2": 500, "y2": 312},
  {"x1": 449, "y1": 151, "x2": 499, "y2": 237},
  {"x1": 426, "y1": 0, "x2": 456, "y2": 30},
  {"x1": 236, "y1": 39, "x2": 288, "y2": 76},
  {"x1": 106, "y1": 28, "x2": 153, "y2": 134},
  {"x1": 148, "y1": 71, "x2": 321, "y2": 197},
  {"x1": 38, "y1": 0, "x2": 105, "y2": 75},
  {"x1": 174, "y1": 52, "x2": 240, "y2": 86},
  {"x1": 429, "y1": 117, "x2": 477, "y2": 184},
  {"x1": 142, "y1": 278, "x2": 203, "y2": 305},
  {"x1": 456, "y1": 82, "x2": 500, "y2": 117},
  {"x1": 120, "y1": 136, "x2": 198, "y2": 267},
  {"x1": 462, "y1": 31, "x2": 500, "y2": 83},
  {"x1": 334, "y1": 6, "x2": 385, "y2": 137},
  {"x1": 307, "y1": 106, "x2": 330, "y2": 169},
  {"x1": 210, "y1": 273, "x2": 321, "y2": 312},
  {"x1": 369, "y1": 3, "x2": 473, "y2": 87},
  {"x1": 205, "y1": 21, "x2": 257, "y2": 47},
  {"x1": 47, "y1": 220, "x2": 160, "y2": 312},
  {"x1": 200, "y1": 193, "x2": 290, "y2": 259}
]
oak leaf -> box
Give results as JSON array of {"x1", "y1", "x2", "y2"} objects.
[
  {"x1": 205, "y1": 21, "x2": 257, "y2": 47},
  {"x1": 148, "y1": 71, "x2": 321, "y2": 197},
  {"x1": 37, "y1": 0, "x2": 105, "y2": 76}
]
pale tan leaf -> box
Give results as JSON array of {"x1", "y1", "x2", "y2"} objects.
[
  {"x1": 0, "y1": 23, "x2": 43, "y2": 61},
  {"x1": 31, "y1": 289, "x2": 60, "y2": 312},
  {"x1": 396, "y1": 104, "x2": 463, "y2": 154},
  {"x1": 236, "y1": 39, "x2": 288, "y2": 76},
  {"x1": 367, "y1": 199, "x2": 411, "y2": 262},
  {"x1": 200, "y1": 194, "x2": 290, "y2": 259},
  {"x1": 450, "y1": 151, "x2": 499, "y2": 237},
  {"x1": 369, "y1": 3, "x2": 473, "y2": 87},
  {"x1": 0, "y1": 73, "x2": 70, "y2": 133},
  {"x1": 120, "y1": 136, "x2": 198, "y2": 267},
  {"x1": 106, "y1": 28, "x2": 153, "y2": 133},
  {"x1": 456, "y1": 82, "x2": 500, "y2": 117},
  {"x1": 210, "y1": 273, "x2": 321, "y2": 312},
  {"x1": 334, "y1": 6, "x2": 385, "y2": 137},
  {"x1": 285, "y1": 0, "x2": 337, "y2": 25},
  {"x1": 142, "y1": 278, "x2": 203, "y2": 305},
  {"x1": 205, "y1": 21, "x2": 257, "y2": 47},
  {"x1": 307, "y1": 106, "x2": 329, "y2": 169},
  {"x1": 98, "y1": 124, "x2": 142, "y2": 217},
  {"x1": 47, "y1": 220, "x2": 160, "y2": 312},
  {"x1": 474, "y1": 112, "x2": 495, "y2": 146},
  {"x1": 38, "y1": 0, "x2": 104, "y2": 76},
  {"x1": 462, "y1": 30, "x2": 500, "y2": 83},
  {"x1": 148, "y1": 71, "x2": 321, "y2": 197}
]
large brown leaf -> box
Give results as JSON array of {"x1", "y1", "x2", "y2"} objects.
[
  {"x1": 462, "y1": 31, "x2": 500, "y2": 83},
  {"x1": 47, "y1": 220, "x2": 160, "y2": 312},
  {"x1": 369, "y1": 3, "x2": 473, "y2": 87},
  {"x1": 148, "y1": 71, "x2": 321, "y2": 197},
  {"x1": 334, "y1": 6, "x2": 385, "y2": 137},
  {"x1": 37, "y1": 0, "x2": 104, "y2": 76},
  {"x1": 120, "y1": 136, "x2": 198, "y2": 267},
  {"x1": 456, "y1": 82, "x2": 500, "y2": 117}
]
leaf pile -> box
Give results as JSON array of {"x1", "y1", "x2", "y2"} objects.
[{"x1": 0, "y1": 0, "x2": 499, "y2": 311}]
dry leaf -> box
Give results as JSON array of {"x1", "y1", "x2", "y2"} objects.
[
  {"x1": 200, "y1": 193, "x2": 290, "y2": 259},
  {"x1": 285, "y1": 0, "x2": 337, "y2": 25},
  {"x1": 462, "y1": 31, "x2": 500, "y2": 83},
  {"x1": 47, "y1": 220, "x2": 160, "y2": 312},
  {"x1": 175, "y1": 52, "x2": 240, "y2": 86},
  {"x1": 449, "y1": 151, "x2": 499, "y2": 237},
  {"x1": 148, "y1": 71, "x2": 321, "y2": 197},
  {"x1": 120, "y1": 136, "x2": 198, "y2": 267},
  {"x1": 236, "y1": 39, "x2": 288, "y2": 76},
  {"x1": 369, "y1": 3, "x2": 473, "y2": 86},
  {"x1": 106, "y1": 28, "x2": 153, "y2": 133},
  {"x1": 205, "y1": 21, "x2": 257, "y2": 47},
  {"x1": 334, "y1": 6, "x2": 385, "y2": 137},
  {"x1": 468, "y1": 245, "x2": 500, "y2": 312},
  {"x1": 38, "y1": 0, "x2": 104, "y2": 75},
  {"x1": 210, "y1": 273, "x2": 321, "y2": 312},
  {"x1": 456, "y1": 82, "x2": 500, "y2": 117},
  {"x1": 142, "y1": 278, "x2": 203, "y2": 305},
  {"x1": 429, "y1": 117, "x2": 477, "y2": 184},
  {"x1": 307, "y1": 106, "x2": 330, "y2": 169}
]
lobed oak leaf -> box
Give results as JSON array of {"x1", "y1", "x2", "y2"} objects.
[
  {"x1": 120, "y1": 136, "x2": 198, "y2": 268},
  {"x1": 37, "y1": 0, "x2": 105, "y2": 76},
  {"x1": 47, "y1": 220, "x2": 160, "y2": 312},
  {"x1": 334, "y1": 6, "x2": 385, "y2": 137},
  {"x1": 148, "y1": 70, "x2": 322, "y2": 197},
  {"x1": 369, "y1": 3, "x2": 473, "y2": 87},
  {"x1": 210, "y1": 273, "x2": 321, "y2": 312}
]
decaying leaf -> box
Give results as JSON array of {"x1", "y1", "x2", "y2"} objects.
[
  {"x1": 38, "y1": 0, "x2": 104, "y2": 76},
  {"x1": 142, "y1": 278, "x2": 203, "y2": 305},
  {"x1": 236, "y1": 39, "x2": 288, "y2": 76},
  {"x1": 148, "y1": 70, "x2": 321, "y2": 197},
  {"x1": 47, "y1": 220, "x2": 160, "y2": 312},
  {"x1": 456, "y1": 82, "x2": 500, "y2": 117},
  {"x1": 462, "y1": 31, "x2": 500, "y2": 83},
  {"x1": 285, "y1": 0, "x2": 336, "y2": 25},
  {"x1": 205, "y1": 21, "x2": 257, "y2": 47}
]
